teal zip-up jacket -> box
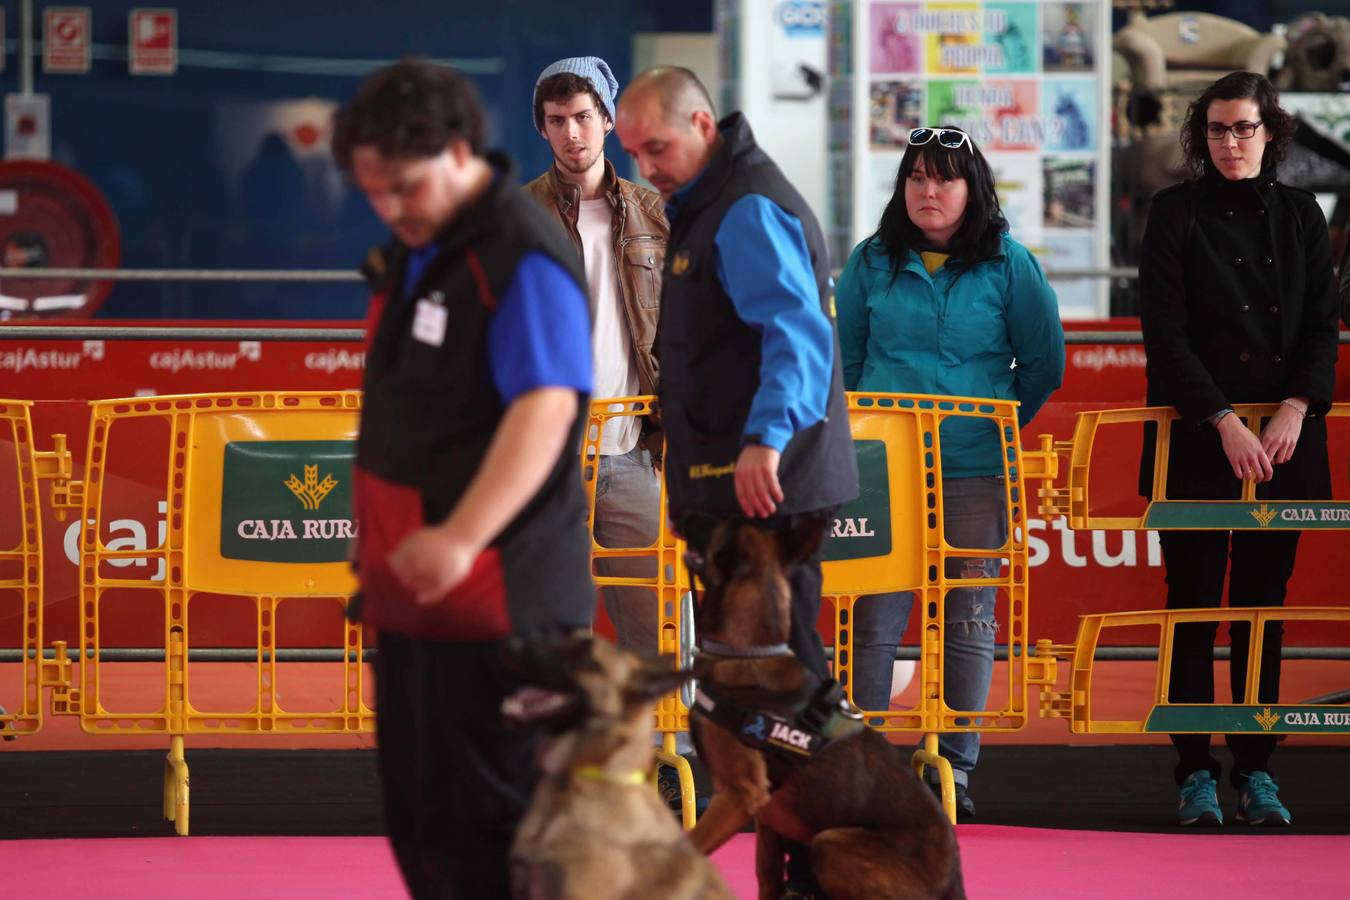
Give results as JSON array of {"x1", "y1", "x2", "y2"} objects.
[{"x1": 835, "y1": 233, "x2": 1065, "y2": 478}]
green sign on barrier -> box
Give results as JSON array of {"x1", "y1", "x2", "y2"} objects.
[
  {"x1": 1144, "y1": 501, "x2": 1350, "y2": 530},
  {"x1": 1145, "y1": 704, "x2": 1350, "y2": 734},
  {"x1": 219, "y1": 440, "x2": 356, "y2": 563},
  {"x1": 823, "y1": 439, "x2": 892, "y2": 562}
]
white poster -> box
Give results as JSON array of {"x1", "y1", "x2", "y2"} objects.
[
  {"x1": 772, "y1": 1, "x2": 828, "y2": 99},
  {"x1": 835, "y1": 0, "x2": 1112, "y2": 318},
  {"x1": 5, "y1": 94, "x2": 52, "y2": 161}
]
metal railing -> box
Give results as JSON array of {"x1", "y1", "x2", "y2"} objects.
[
  {"x1": 0, "y1": 265, "x2": 1161, "y2": 284},
  {"x1": 5, "y1": 644, "x2": 1348, "y2": 664},
  {"x1": 0, "y1": 267, "x2": 364, "y2": 282},
  {"x1": 5, "y1": 327, "x2": 1347, "y2": 345}
]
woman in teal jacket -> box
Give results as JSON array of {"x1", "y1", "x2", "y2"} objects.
[{"x1": 835, "y1": 126, "x2": 1064, "y2": 818}]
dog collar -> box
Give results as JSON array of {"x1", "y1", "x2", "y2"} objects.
[
  {"x1": 570, "y1": 766, "x2": 647, "y2": 786},
  {"x1": 700, "y1": 639, "x2": 792, "y2": 658}
]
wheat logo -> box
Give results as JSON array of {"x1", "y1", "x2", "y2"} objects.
[
  {"x1": 1254, "y1": 707, "x2": 1280, "y2": 731},
  {"x1": 1249, "y1": 504, "x2": 1277, "y2": 527},
  {"x1": 285, "y1": 465, "x2": 339, "y2": 511}
]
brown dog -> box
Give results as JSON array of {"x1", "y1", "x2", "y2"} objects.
[
  {"x1": 685, "y1": 518, "x2": 966, "y2": 900},
  {"x1": 502, "y1": 634, "x2": 736, "y2": 900}
]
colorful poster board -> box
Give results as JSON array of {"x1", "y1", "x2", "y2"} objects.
[{"x1": 829, "y1": 1, "x2": 1111, "y2": 317}]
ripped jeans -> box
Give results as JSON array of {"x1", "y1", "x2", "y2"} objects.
[{"x1": 850, "y1": 475, "x2": 1005, "y2": 787}]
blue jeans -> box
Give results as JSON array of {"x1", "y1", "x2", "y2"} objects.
[
  {"x1": 593, "y1": 446, "x2": 662, "y2": 655},
  {"x1": 851, "y1": 475, "x2": 1005, "y2": 787},
  {"x1": 595, "y1": 446, "x2": 694, "y2": 755}
]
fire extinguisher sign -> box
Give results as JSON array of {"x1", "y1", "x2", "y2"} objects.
[
  {"x1": 130, "y1": 9, "x2": 177, "y2": 76},
  {"x1": 43, "y1": 7, "x2": 92, "y2": 74}
]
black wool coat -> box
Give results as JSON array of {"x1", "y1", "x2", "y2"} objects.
[{"x1": 1138, "y1": 166, "x2": 1339, "y2": 501}]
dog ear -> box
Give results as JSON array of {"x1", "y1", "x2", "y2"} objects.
[
  {"x1": 625, "y1": 659, "x2": 694, "y2": 705},
  {"x1": 777, "y1": 516, "x2": 829, "y2": 565}
]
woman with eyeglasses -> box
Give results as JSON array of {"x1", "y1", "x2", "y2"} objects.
[
  {"x1": 835, "y1": 125, "x2": 1065, "y2": 819},
  {"x1": 1139, "y1": 72, "x2": 1339, "y2": 828}
]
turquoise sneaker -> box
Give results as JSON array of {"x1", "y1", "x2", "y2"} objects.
[
  {"x1": 1178, "y1": 770, "x2": 1223, "y2": 826},
  {"x1": 1235, "y1": 772, "x2": 1291, "y2": 826}
]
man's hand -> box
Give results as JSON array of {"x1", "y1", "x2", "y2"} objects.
[
  {"x1": 1217, "y1": 414, "x2": 1273, "y2": 483},
  {"x1": 387, "y1": 525, "x2": 480, "y2": 606},
  {"x1": 1260, "y1": 399, "x2": 1306, "y2": 466},
  {"x1": 641, "y1": 428, "x2": 665, "y2": 472},
  {"x1": 734, "y1": 444, "x2": 784, "y2": 518}
]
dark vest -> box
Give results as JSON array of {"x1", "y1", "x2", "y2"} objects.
[
  {"x1": 658, "y1": 113, "x2": 858, "y2": 519},
  {"x1": 354, "y1": 152, "x2": 595, "y2": 640}
]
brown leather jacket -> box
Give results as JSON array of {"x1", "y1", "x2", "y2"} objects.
[{"x1": 523, "y1": 160, "x2": 668, "y2": 395}]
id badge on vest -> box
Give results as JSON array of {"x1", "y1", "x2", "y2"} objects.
[{"x1": 412, "y1": 292, "x2": 448, "y2": 347}]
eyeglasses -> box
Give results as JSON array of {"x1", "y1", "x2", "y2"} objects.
[
  {"x1": 1205, "y1": 121, "x2": 1263, "y2": 141},
  {"x1": 908, "y1": 127, "x2": 973, "y2": 154}
]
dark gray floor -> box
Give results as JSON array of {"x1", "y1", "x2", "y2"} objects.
[
  {"x1": 973, "y1": 744, "x2": 1349, "y2": 834},
  {"x1": 0, "y1": 749, "x2": 383, "y2": 839},
  {"x1": 0, "y1": 744, "x2": 1345, "y2": 839}
]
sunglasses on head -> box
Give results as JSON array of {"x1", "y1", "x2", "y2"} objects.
[{"x1": 908, "y1": 127, "x2": 973, "y2": 153}]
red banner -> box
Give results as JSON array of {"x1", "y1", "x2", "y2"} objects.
[{"x1": 3, "y1": 319, "x2": 1348, "y2": 649}]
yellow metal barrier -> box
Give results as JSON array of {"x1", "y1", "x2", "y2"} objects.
[
  {"x1": 12, "y1": 388, "x2": 1068, "y2": 830},
  {"x1": 1027, "y1": 402, "x2": 1350, "y2": 739},
  {"x1": 822, "y1": 393, "x2": 1057, "y2": 820},
  {"x1": 1033, "y1": 607, "x2": 1350, "y2": 735},
  {"x1": 1036, "y1": 403, "x2": 1350, "y2": 530},
  {"x1": 1, "y1": 400, "x2": 44, "y2": 736},
  {"x1": 580, "y1": 396, "x2": 698, "y2": 828},
  {"x1": 57, "y1": 391, "x2": 371, "y2": 834},
  {"x1": 579, "y1": 393, "x2": 1064, "y2": 824}
]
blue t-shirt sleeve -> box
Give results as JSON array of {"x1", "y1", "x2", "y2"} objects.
[
  {"x1": 487, "y1": 251, "x2": 593, "y2": 405},
  {"x1": 713, "y1": 194, "x2": 833, "y2": 453}
]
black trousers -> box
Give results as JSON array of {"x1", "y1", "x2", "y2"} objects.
[
  {"x1": 783, "y1": 515, "x2": 831, "y2": 682},
  {"x1": 374, "y1": 630, "x2": 539, "y2": 900},
  {"x1": 1160, "y1": 529, "x2": 1300, "y2": 788}
]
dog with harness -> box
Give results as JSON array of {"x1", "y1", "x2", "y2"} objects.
[
  {"x1": 501, "y1": 633, "x2": 736, "y2": 900},
  {"x1": 684, "y1": 516, "x2": 966, "y2": 900}
]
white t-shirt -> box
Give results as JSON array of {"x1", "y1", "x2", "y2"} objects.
[{"x1": 577, "y1": 197, "x2": 640, "y2": 455}]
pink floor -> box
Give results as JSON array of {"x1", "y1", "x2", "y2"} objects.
[{"x1": 1, "y1": 828, "x2": 1346, "y2": 898}]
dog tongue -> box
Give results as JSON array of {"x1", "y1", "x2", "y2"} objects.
[{"x1": 502, "y1": 686, "x2": 572, "y2": 720}]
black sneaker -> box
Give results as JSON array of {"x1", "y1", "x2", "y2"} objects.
[{"x1": 929, "y1": 779, "x2": 976, "y2": 821}]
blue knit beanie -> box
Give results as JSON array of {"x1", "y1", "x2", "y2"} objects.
[{"x1": 533, "y1": 56, "x2": 618, "y2": 132}]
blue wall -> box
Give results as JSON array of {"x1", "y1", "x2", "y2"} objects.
[{"x1": 3, "y1": 1, "x2": 658, "y2": 318}]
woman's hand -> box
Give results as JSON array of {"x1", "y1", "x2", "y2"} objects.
[
  {"x1": 1260, "y1": 399, "x2": 1307, "y2": 466},
  {"x1": 1216, "y1": 414, "x2": 1273, "y2": 482}
]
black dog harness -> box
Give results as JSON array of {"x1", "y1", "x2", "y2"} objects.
[{"x1": 691, "y1": 649, "x2": 865, "y2": 766}]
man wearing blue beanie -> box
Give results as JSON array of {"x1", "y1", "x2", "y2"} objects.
[{"x1": 525, "y1": 58, "x2": 669, "y2": 663}]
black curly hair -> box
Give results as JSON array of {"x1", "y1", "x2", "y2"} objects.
[
  {"x1": 1179, "y1": 71, "x2": 1296, "y2": 181},
  {"x1": 331, "y1": 58, "x2": 485, "y2": 170}
]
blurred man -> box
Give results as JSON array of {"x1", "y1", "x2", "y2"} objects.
[{"x1": 333, "y1": 59, "x2": 594, "y2": 899}]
